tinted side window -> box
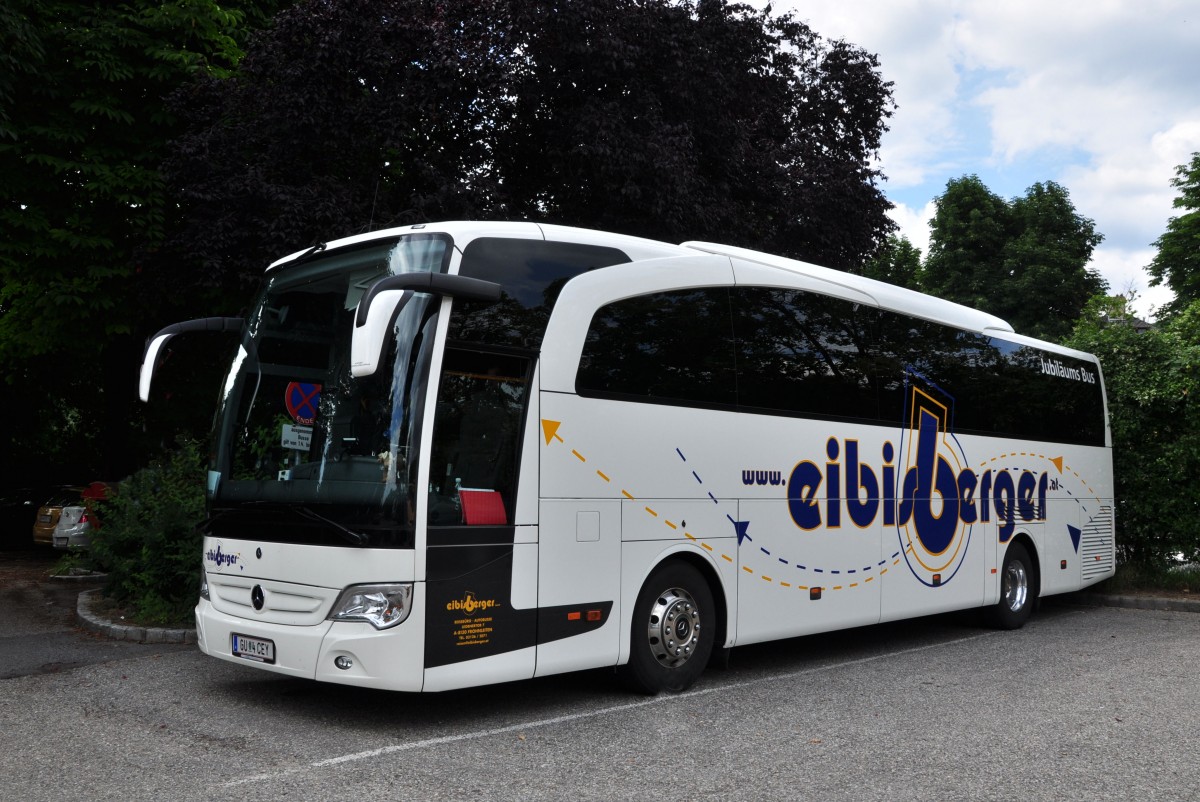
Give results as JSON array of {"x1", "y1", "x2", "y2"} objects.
[
  {"x1": 732, "y1": 287, "x2": 879, "y2": 422},
  {"x1": 989, "y1": 338, "x2": 1105, "y2": 446},
  {"x1": 876, "y1": 309, "x2": 1105, "y2": 446},
  {"x1": 876, "y1": 312, "x2": 1001, "y2": 429},
  {"x1": 573, "y1": 284, "x2": 1105, "y2": 447},
  {"x1": 577, "y1": 288, "x2": 737, "y2": 408},
  {"x1": 451, "y1": 238, "x2": 630, "y2": 349}
]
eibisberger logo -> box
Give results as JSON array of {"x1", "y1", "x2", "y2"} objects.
[
  {"x1": 779, "y1": 376, "x2": 1052, "y2": 587},
  {"x1": 446, "y1": 592, "x2": 498, "y2": 615}
]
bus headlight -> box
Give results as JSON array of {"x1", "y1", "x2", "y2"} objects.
[{"x1": 328, "y1": 583, "x2": 414, "y2": 630}]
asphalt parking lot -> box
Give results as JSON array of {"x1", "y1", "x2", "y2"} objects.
[
  {"x1": 0, "y1": 548, "x2": 190, "y2": 680},
  {"x1": 2, "y1": 546, "x2": 1198, "y2": 802}
]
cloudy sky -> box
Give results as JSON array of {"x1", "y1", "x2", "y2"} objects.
[{"x1": 757, "y1": 0, "x2": 1200, "y2": 319}]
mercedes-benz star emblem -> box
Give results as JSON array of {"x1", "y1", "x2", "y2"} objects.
[{"x1": 251, "y1": 585, "x2": 265, "y2": 611}]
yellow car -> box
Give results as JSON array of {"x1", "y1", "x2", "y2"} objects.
[{"x1": 31, "y1": 488, "x2": 84, "y2": 546}]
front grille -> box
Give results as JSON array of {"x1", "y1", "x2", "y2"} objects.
[{"x1": 207, "y1": 575, "x2": 338, "y2": 626}]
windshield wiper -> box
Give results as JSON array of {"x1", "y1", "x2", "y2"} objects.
[
  {"x1": 201, "y1": 502, "x2": 369, "y2": 546},
  {"x1": 293, "y1": 505, "x2": 369, "y2": 546}
]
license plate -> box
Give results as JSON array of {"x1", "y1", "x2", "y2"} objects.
[
  {"x1": 231, "y1": 633, "x2": 276, "y2": 664},
  {"x1": 39, "y1": 514, "x2": 51, "y2": 523}
]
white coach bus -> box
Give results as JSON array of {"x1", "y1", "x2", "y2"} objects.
[{"x1": 139, "y1": 221, "x2": 1115, "y2": 694}]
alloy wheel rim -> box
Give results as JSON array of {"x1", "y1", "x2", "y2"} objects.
[
  {"x1": 1002, "y1": 559, "x2": 1028, "y2": 612},
  {"x1": 646, "y1": 587, "x2": 701, "y2": 668}
]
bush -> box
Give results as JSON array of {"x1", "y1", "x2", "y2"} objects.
[
  {"x1": 1095, "y1": 561, "x2": 1198, "y2": 594},
  {"x1": 89, "y1": 439, "x2": 207, "y2": 625},
  {"x1": 1065, "y1": 297, "x2": 1200, "y2": 567}
]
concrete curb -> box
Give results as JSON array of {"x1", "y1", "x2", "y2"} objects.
[
  {"x1": 1074, "y1": 592, "x2": 1200, "y2": 614},
  {"x1": 76, "y1": 588, "x2": 196, "y2": 644},
  {"x1": 49, "y1": 571, "x2": 108, "y2": 582}
]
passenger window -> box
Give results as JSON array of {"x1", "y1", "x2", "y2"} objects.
[
  {"x1": 731, "y1": 287, "x2": 878, "y2": 422},
  {"x1": 452, "y1": 238, "x2": 630, "y2": 349},
  {"x1": 428, "y1": 348, "x2": 531, "y2": 526},
  {"x1": 577, "y1": 288, "x2": 737, "y2": 408}
]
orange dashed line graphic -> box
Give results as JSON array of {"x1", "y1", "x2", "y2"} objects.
[
  {"x1": 981, "y1": 452, "x2": 1101, "y2": 505},
  {"x1": 542, "y1": 418, "x2": 876, "y2": 596}
]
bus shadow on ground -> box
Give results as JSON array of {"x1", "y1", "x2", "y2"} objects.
[{"x1": 203, "y1": 600, "x2": 1088, "y2": 730}]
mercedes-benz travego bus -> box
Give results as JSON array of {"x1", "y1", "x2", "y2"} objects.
[{"x1": 139, "y1": 221, "x2": 1115, "y2": 694}]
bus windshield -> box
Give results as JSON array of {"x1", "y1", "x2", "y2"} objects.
[{"x1": 206, "y1": 234, "x2": 451, "y2": 548}]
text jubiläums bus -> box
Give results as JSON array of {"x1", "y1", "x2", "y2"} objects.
[{"x1": 139, "y1": 222, "x2": 1115, "y2": 693}]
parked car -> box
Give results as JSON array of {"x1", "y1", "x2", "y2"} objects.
[
  {"x1": 51, "y1": 482, "x2": 110, "y2": 551},
  {"x1": 1, "y1": 486, "x2": 56, "y2": 550},
  {"x1": 31, "y1": 487, "x2": 84, "y2": 546}
]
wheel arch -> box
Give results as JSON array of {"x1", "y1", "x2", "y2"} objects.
[
  {"x1": 1009, "y1": 531, "x2": 1042, "y2": 601},
  {"x1": 622, "y1": 545, "x2": 731, "y2": 666},
  {"x1": 664, "y1": 549, "x2": 730, "y2": 659}
]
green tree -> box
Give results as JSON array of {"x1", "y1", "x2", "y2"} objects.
[
  {"x1": 1147, "y1": 152, "x2": 1200, "y2": 316},
  {"x1": 161, "y1": 0, "x2": 897, "y2": 292},
  {"x1": 921, "y1": 177, "x2": 1105, "y2": 340},
  {"x1": 1065, "y1": 296, "x2": 1200, "y2": 566},
  {"x1": 495, "y1": 0, "x2": 897, "y2": 269},
  {"x1": 921, "y1": 175, "x2": 1011, "y2": 308},
  {"x1": 860, "y1": 234, "x2": 921, "y2": 289},
  {"x1": 0, "y1": 0, "x2": 285, "y2": 481},
  {"x1": 1002, "y1": 182, "x2": 1106, "y2": 340}
]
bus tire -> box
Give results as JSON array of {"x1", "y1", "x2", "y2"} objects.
[
  {"x1": 620, "y1": 561, "x2": 715, "y2": 695},
  {"x1": 986, "y1": 541, "x2": 1034, "y2": 630}
]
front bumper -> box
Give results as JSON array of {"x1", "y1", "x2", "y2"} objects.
[{"x1": 194, "y1": 586, "x2": 428, "y2": 692}]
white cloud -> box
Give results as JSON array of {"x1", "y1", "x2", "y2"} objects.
[
  {"x1": 1064, "y1": 121, "x2": 1200, "y2": 251},
  {"x1": 886, "y1": 199, "x2": 936, "y2": 256},
  {"x1": 1088, "y1": 247, "x2": 1175, "y2": 320},
  {"x1": 755, "y1": 0, "x2": 1200, "y2": 317}
]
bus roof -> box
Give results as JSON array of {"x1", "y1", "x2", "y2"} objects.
[
  {"x1": 267, "y1": 221, "x2": 691, "y2": 271},
  {"x1": 681, "y1": 240, "x2": 1015, "y2": 336},
  {"x1": 268, "y1": 221, "x2": 1019, "y2": 338}
]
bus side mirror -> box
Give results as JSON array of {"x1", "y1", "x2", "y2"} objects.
[
  {"x1": 351, "y1": 288, "x2": 414, "y2": 378},
  {"x1": 139, "y1": 317, "x2": 244, "y2": 402},
  {"x1": 351, "y1": 273, "x2": 501, "y2": 378}
]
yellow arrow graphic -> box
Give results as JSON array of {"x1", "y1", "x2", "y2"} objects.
[{"x1": 541, "y1": 419, "x2": 563, "y2": 445}]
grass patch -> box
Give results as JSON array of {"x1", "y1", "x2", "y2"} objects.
[
  {"x1": 87, "y1": 590, "x2": 193, "y2": 629},
  {"x1": 51, "y1": 550, "x2": 100, "y2": 578},
  {"x1": 1093, "y1": 561, "x2": 1198, "y2": 595}
]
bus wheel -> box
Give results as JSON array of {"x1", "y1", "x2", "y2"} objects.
[
  {"x1": 986, "y1": 541, "x2": 1034, "y2": 630},
  {"x1": 620, "y1": 562, "x2": 715, "y2": 695}
]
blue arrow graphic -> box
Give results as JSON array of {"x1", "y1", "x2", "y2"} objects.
[{"x1": 1067, "y1": 525, "x2": 1082, "y2": 553}]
